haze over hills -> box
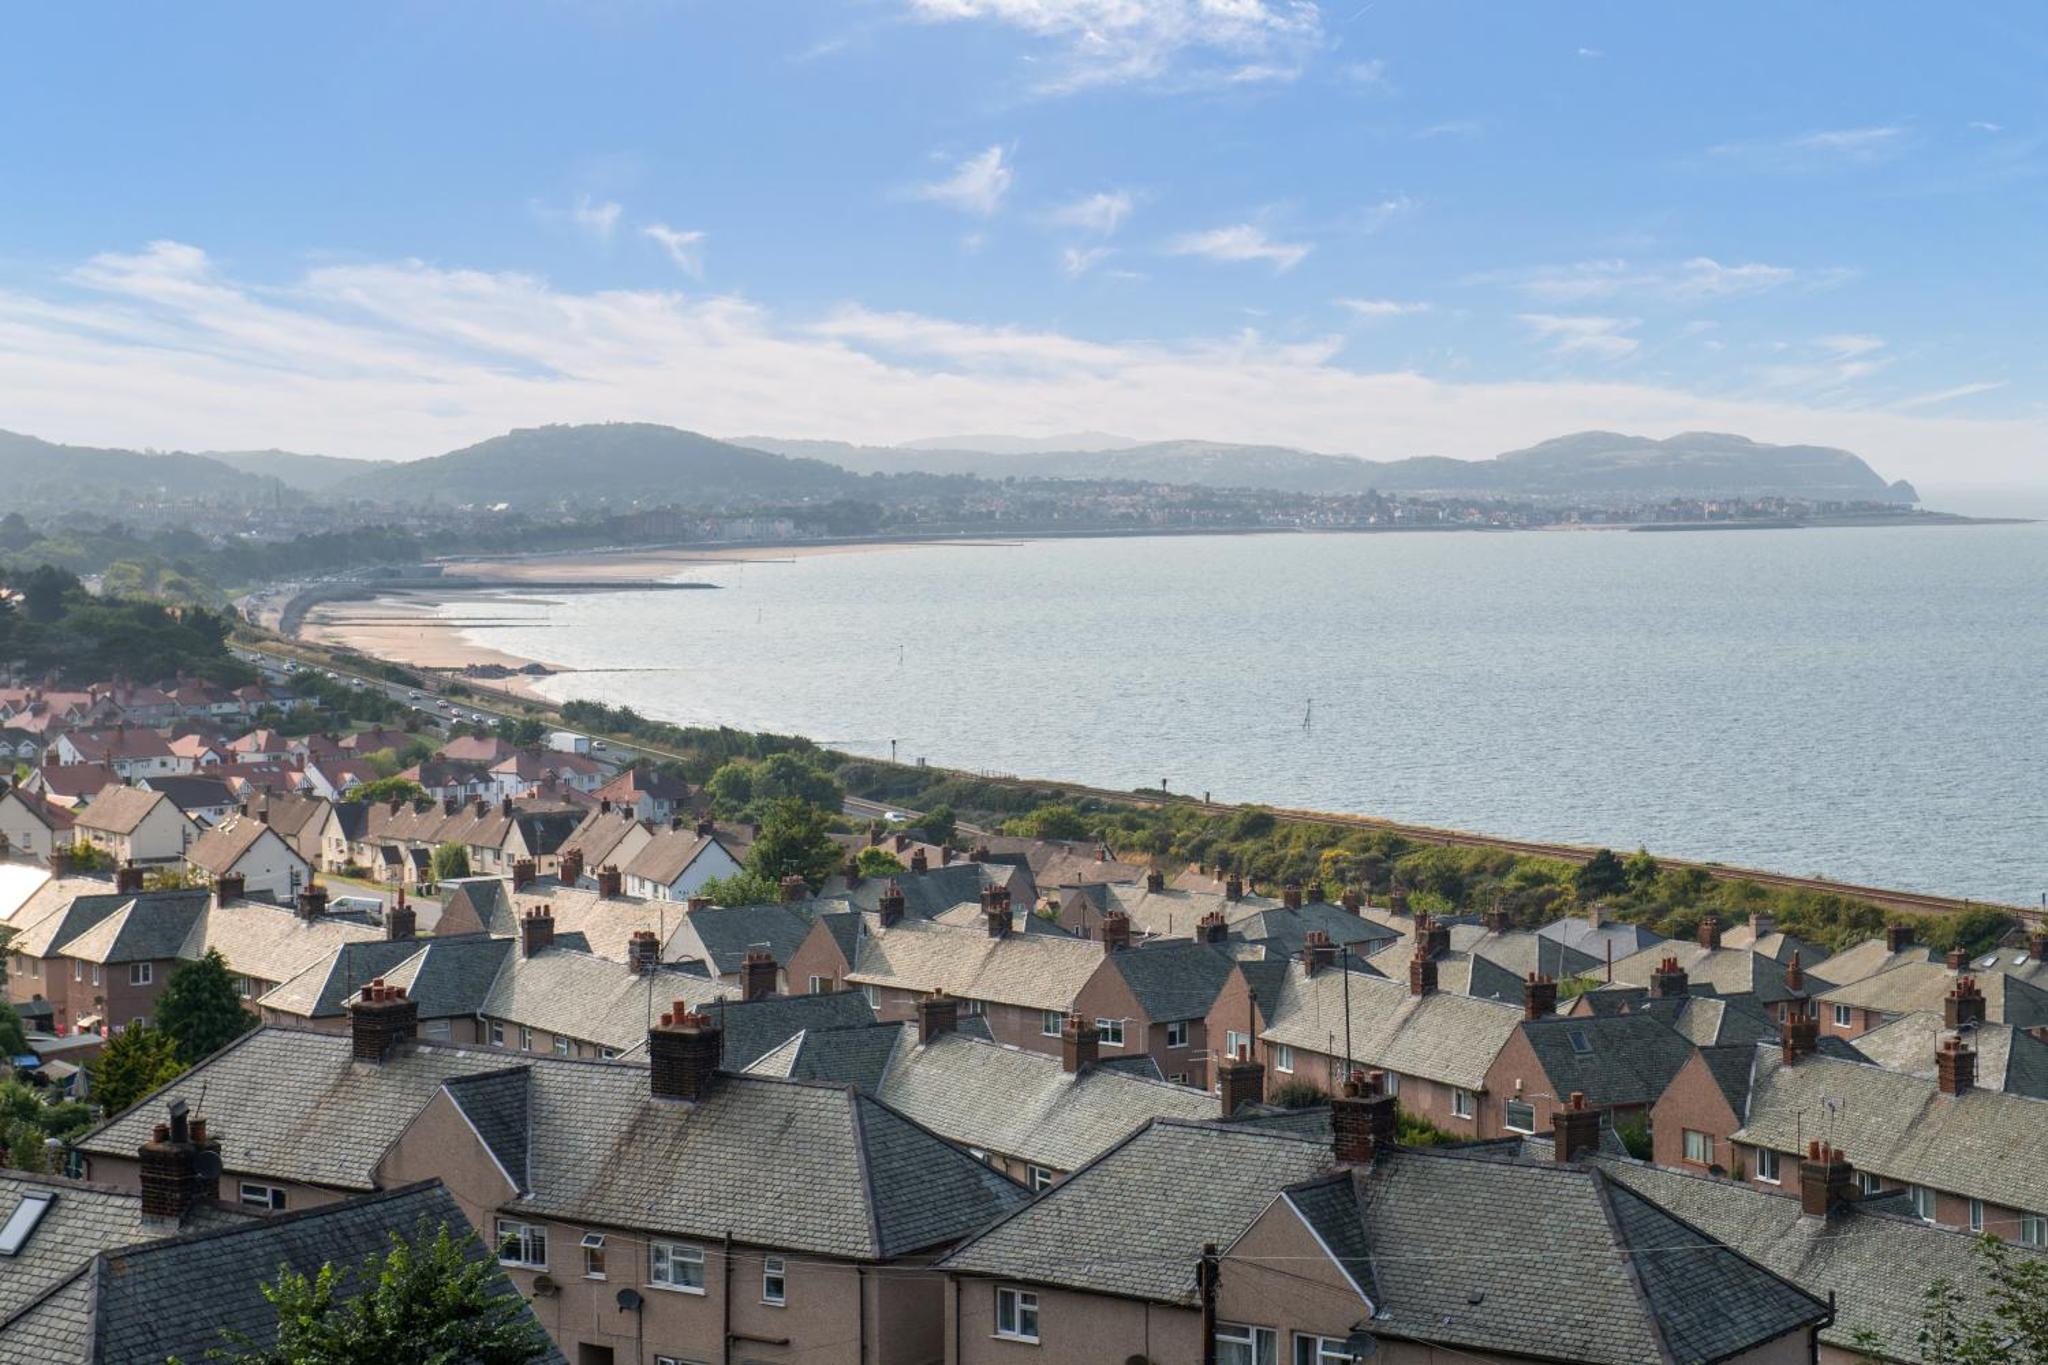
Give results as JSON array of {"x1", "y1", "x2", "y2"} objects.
[{"x1": 202, "y1": 448, "x2": 388, "y2": 491}]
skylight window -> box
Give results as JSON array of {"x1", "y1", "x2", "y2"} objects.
[
  {"x1": 0, "y1": 1192, "x2": 54, "y2": 1256},
  {"x1": 1567, "y1": 1029, "x2": 1592, "y2": 1055}
]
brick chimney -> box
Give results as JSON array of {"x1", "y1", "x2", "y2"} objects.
[
  {"x1": 669, "y1": 814, "x2": 685, "y2": 832},
  {"x1": 740, "y1": 948, "x2": 777, "y2": 1001},
  {"x1": 1300, "y1": 930, "x2": 1337, "y2": 977},
  {"x1": 511, "y1": 858, "x2": 537, "y2": 890},
  {"x1": 500, "y1": 795, "x2": 515, "y2": 818},
  {"x1": 519, "y1": 907, "x2": 554, "y2": 958},
  {"x1": 1483, "y1": 903, "x2": 1510, "y2": 935},
  {"x1": 1099, "y1": 911, "x2": 1131, "y2": 955},
  {"x1": 1145, "y1": 869, "x2": 1165, "y2": 894},
  {"x1": 558, "y1": 848, "x2": 585, "y2": 886},
  {"x1": 116, "y1": 862, "x2": 145, "y2": 894},
  {"x1": 917, "y1": 990, "x2": 958, "y2": 1042},
  {"x1": 909, "y1": 848, "x2": 928, "y2": 875},
  {"x1": 842, "y1": 853, "x2": 862, "y2": 888},
  {"x1": 442, "y1": 794, "x2": 459, "y2": 816},
  {"x1": 1781, "y1": 1009, "x2": 1818, "y2": 1065},
  {"x1": 2029, "y1": 930, "x2": 2048, "y2": 961},
  {"x1": 1551, "y1": 1091, "x2": 1601, "y2": 1164},
  {"x1": 648, "y1": 1003, "x2": 723, "y2": 1102},
  {"x1": 779, "y1": 875, "x2": 809, "y2": 904},
  {"x1": 1649, "y1": 955, "x2": 1689, "y2": 999},
  {"x1": 1216, "y1": 1044, "x2": 1265, "y2": 1117},
  {"x1": 138, "y1": 1099, "x2": 216, "y2": 1228},
  {"x1": 982, "y1": 888, "x2": 1011, "y2": 939},
  {"x1": 1523, "y1": 972, "x2": 1558, "y2": 1019},
  {"x1": 1425, "y1": 919, "x2": 1450, "y2": 959},
  {"x1": 1937, "y1": 1033, "x2": 1976, "y2": 1095},
  {"x1": 1885, "y1": 922, "x2": 1913, "y2": 953},
  {"x1": 1408, "y1": 928, "x2": 1438, "y2": 998},
  {"x1": 350, "y1": 979, "x2": 417, "y2": 1062},
  {"x1": 696, "y1": 817, "x2": 716, "y2": 837},
  {"x1": 1339, "y1": 886, "x2": 1362, "y2": 914},
  {"x1": 1697, "y1": 915, "x2": 1721, "y2": 950},
  {"x1": 891, "y1": 833, "x2": 910, "y2": 854},
  {"x1": 1785, "y1": 950, "x2": 1805, "y2": 994},
  {"x1": 1798, "y1": 1141, "x2": 1854, "y2": 1219},
  {"x1": 595, "y1": 864, "x2": 623, "y2": 899},
  {"x1": 1945, "y1": 945, "x2": 1967, "y2": 971},
  {"x1": 1224, "y1": 873, "x2": 1243, "y2": 903},
  {"x1": 213, "y1": 873, "x2": 245, "y2": 908},
  {"x1": 1330, "y1": 1070, "x2": 1398, "y2": 1166},
  {"x1": 296, "y1": 881, "x2": 328, "y2": 921},
  {"x1": 1282, "y1": 880, "x2": 1303, "y2": 910},
  {"x1": 1751, "y1": 914, "x2": 1774, "y2": 941},
  {"x1": 385, "y1": 887, "x2": 416, "y2": 941},
  {"x1": 1944, "y1": 976, "x2": 1987, "y2": 1030},
  {"x1": 940, "y1": 846, "x2": 954, "y2": 866},
  {"x1": 878, "y1": 880, "x2": 906, "y2": 928},
  {"x1": 626, "y1": 929, "x2": 660, "y2": 975},
  {"x1": 969, "y1": 844, "x2": 989, "y2": 864},
  {"x1": 47, "y1": 848, "x2": 73, "y2": 877},
  {"x1": 1060, "y1": 1012, "x2": 1098, "y2": 1073},
  {"x1": 1194, "y1": 911, "x2": 1228, "y2": 946},
  {"x1": 686, "y1": 896, "x2": 711, "y2": 912}
]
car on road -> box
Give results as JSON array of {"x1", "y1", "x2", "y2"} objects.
[{"x1": 328, "y1": 895, "x2": 384, "y2": 916}]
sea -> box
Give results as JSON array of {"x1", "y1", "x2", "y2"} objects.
[{"x1": 447, "y1": 519, "x2": 2048, "y2": 905}]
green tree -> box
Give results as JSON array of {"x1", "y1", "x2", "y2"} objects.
[
  {"x1": 695, "y1": 869, "x2": 781, "y2": 906},
  {"x1": 354, "y1": 775, "x2": 426, "y2": 804},
  {"x1": 431, "y1": 843, "x2": 471, "y2": 880},
  {"x1": 1622, "y1": 846, "x2": 1660, "y2": 891},
  {"x1": 1574, "y1": 848, "x2": 1628, "y2": 900},
  {"x1": 505, "y1": 717, "x2": 546, "y2": 748},
  {"x1": 0, "y1": 1000, "x2": 28, "y2": 1059},
  {"x1": 1004, "y1": 802, "x2": 1090, "y2": 841},
  {"x1": 855, "y1": 846, "x2": 906, "y2": 878},
  {"x1": 918, "y1": 803, "x2": 958, "y2": 847},
  {"x1": 744, "y1": 798, "x2": 841, "y2": 888},
  {"x1": 155, "y1": 948, "x2": 258, "y2": 1065},
  {"x1": 86, "y1": 1024, "x2": 187, "y2": 1117},
  {"x1": 60, "y1": 841, "x2": 112, "y2": 873},
  {"x1": 196, "y1": 1219, "x2": 552, "y2": 1365}
]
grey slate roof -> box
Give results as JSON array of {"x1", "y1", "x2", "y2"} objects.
[
  {"x1": 836, "y1": 862, "x2": 992, "y2": 921},
  {"x1": 1107, "y1": 939, "x2": 1239, "y2": 1022},
  {"x1": 0, "y1": 1180, "x2": 564, "y2": 1365},
  {"x1": 482, "y1": 948, "x2": 731, "y2": 1052},
  {"x1": 706, "y1": 989, "x2": 880, "y2": 1070},
  {"x1": 1537, "y1": 912, "x2": 1664, "y2": 961},
  {"x1": 136, "y1": 774, "x2": 236, "y2": 816},
  {"x1": 68, "y1": 785, "x2": 174, "y2": 837},
  {"x1": 1566, "y1": 987, "x2": 1780, "y2": 1047},
  {"x1": 939, "y1": 1118, "x2": 1337, "y2": 1303},
  {"x1": 1227, "y1": 904, "x2": 1400, "y2": 958},
  {"x1": 664, "y1": 901, "x2": 815, "y2": 975},
  {"x1": 444, "y1": 1068, "x2": 532, "y2": 1192},
  {"x1": 1609, "y1": 941, "x2": 1832, "y2": 1007},
  {"x1": 57, "y1": 889, "x2": 208, "y2": 965},
  {"x1": 1261, "y1": 962, "x2": 1524, "y2": 1090},
  {"x1": 1820, "y1": 959, "x2": 2048, "y2": 1028},
  {"x1": 1518, "y1": 1013, "x2": 1701, "y2": 1109},
  {"x1": 1852, "y1": 1014, "x2": 2048, "y2": 1099},
  {"x1": 1596, "y1": 1155, "x2": 2048, "y2": 1361},
  {"x1": 1813, "y1": 936, "x2": 1939, "y2": 986},
  {"x1": 184, "y1": 812, "x2": 285, "y2": 875},
  {"x1": 749, "y1": 1022, "x2": 909, "y2": 1094},
  {"x1": 259, "y1": 933, "x2": 511, "y2": 1020}
]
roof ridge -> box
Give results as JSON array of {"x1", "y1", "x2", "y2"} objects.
[{"x1": 1585, "y1": 1166, "x2": 1679, "y2": 1365}]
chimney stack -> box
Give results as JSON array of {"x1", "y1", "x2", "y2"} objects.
[
  {"x1": 214, "y1": 873, "x2": 245, "y2": 907},
  {"x1": 116, "y1": 862, "x2": 145, "y2": 894},
  {"x1": 1330, "y1": 1070, "x2": 1398, "y2": 1166},
  {"x1": 687, "y1": 896, "x2": 711, "y2": 913},
  {"x1": 443, "y1": 795, "x2": 459, "y2": 816},
  {"x1": 1945, "y1": 945, "x2": 1968, "y2": 971},
  {"x1": 1697, "y1": 915, "x2": 1721, "y2": 951},
  {"x1": 626, "y1": 929, "x2": 660, "y2": 975},
  {"x1": 558, "y1": 848, "x2": 585, "y2": 886},
  {"x1": 501, "y1": 795, "x2": 514, "y2": 818},
  {"x1": 296, "y1": 881, "x2": 328, "y2": 921},
  {"x1": 511, "y1": 858, "x2": 537, "y2": 890},
  {"x1": 2029, "y1": 930, "x2": 2048, "y2": 961},
  {"x1": 1785, "y1": 950, "x2": 1805, "y2": 994},
  {"x1": 1060, "y1": 1013, "x2": 1099, "y2": 1073},
  {"x1": 138, "y1": 1099, "x2": 215, "y2": 1228},
  {"x1": 384, "y1": 888, "x2": 416, "y2": 941},
  {"x1": 696, "y1": 817, "x2": 716, "y2": 837},
  {"x1": 1339, "y1": 886, "x2": 1362, "y2": 914},
  {"x1": 1798, "y1": 1141, "x2": 1854, "y2": 1219},
  {"x1": 740, "y1": 948, "x2": 778, "y2": 1001},
  {"x1": 520, "y1": 907, "x2": 554, "y2": 958},
  {"x1": 1099, "y1": 911, "x2": 1131, "y2": 955},
  {"x1": 596, "y1": 864, "x2": 623, "y2": 899},
  {"x1": 878, "y1": 880, "x2": 906, "y2": 928},
  {"x1": 1194, "y1": 910, "x2": 1228, "y2": 946},
  {"x1": 917, "y1": 991, "x2": 958, "y2": 1042},
  {"x1": 1781, "y1": 1009, "x2": 1819, "y2": 1065},
  {"x1": 1216, "y1": 1043, "x2": 1266, "y2": 1117},
  {"x1": 1937, "y1": 1033, "x2": 1977, "y2": 1096},
  {"x1": 778, "y1": 875, "x2": 809, "y2": 904},
  {"x1": 940, "y1": 846, "x2": 954, "y2": 867},
  {"x1": 1551, "y1": 1091, "x2": 1602, "y2": 1164},
  {"x1": 1299, "y1": 930, "x2": 1336, "y2": 977},
  {"x1": 1408, "y1": 923, "x2": 1438, "y2": 998},
  {"x1": 1224, "y1": 873, "x2": 1243, "y2": 903},
  {"x1": 1484, "y1": 903, "x2": 1510, "y2": 935},
  {"x1": 982, "y1": 886, "x2": 1011, "y2": 939},
  {"x1": 1943, "y1": 976, "x2": 1986, "y2": 1030},
  {"x1": 1523, "y1": 972, "x2": 1558, "y2": 1020},
  {"x1": 909, "y1": 848, "x2": 929, "y2": 875},
  {"x1": 47, "y1": 848, "x2": 74, "y2": 878},
  {"x1": 1145, "y1": 869, "x2": 1165, "y2": 894},
  {"x1": 350, "y1": 979, "x2": 418, "y2": 1062},
  {"x1": 842, "y1": 853, "x2": 862, "y2": 888},
  {"x1": 1751, "y1": 914, "x2": 1775, "y2": 941},
  {"x1": 1282, "y1": 880, "x2": 1303, "y2": 911},
  {"x1": 1885, "y1": 922, "x2": 1913, "y2": 954},
  {"x1": 648, "y1": 1004, "x2": 722, "y2": 1102},
  {"x1": 1649, "y1": 955, "x2": 1689, "y2": 999}
]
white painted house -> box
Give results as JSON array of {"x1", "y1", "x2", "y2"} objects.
[
  {"x1": 68, "y1": 785, "x2": 197, "y2": 866},
  {"x1": 621, "y1": 827, "x2": 743, "y2": 901},
  {"x1": 184, "y1": 812, "x2": 311, "y2": 904}
]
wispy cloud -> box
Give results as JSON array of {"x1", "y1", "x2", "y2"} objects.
[
  {"x1": 1355, "y1": 195, "x2": 1417, "y2": 232},
  {"x1": 1338, "y1": 298, "x2": 1431, "y2": 318},
  {"x1": 642, "y1": 224, "x2": 707, "y2": 278},
  {"x1": 1478, "y1": 256, "x2": 1842, "y2": 304},
  {"x1": 1049, "y1": 190, "x2": 1134, "y2": 235},
  {"x1": 1892, "y1": 380, "x2": 2006, "y2": 410},
  {"x1": 1166, "y1": 223, "x2": 1311, "y2": 271},
  {"x1": 1061, "y1": 245, "x2": 1114, "y2": 276},
  {"x1": 1577, "y1": 46, "x2": 1603, "y2": 58},
  {"x1": 1757, "y1": 335, "x2": 1891, "y2": 390},
  {"x1": 1518, "y1": 313, "x2": 1639, "y2": 359},
  {"x1": 570, "y1": 195, "x2": 622, "y2": 243},
  {"x1": 1817, "y1": 333, "x2": 1886, "y2": 359},
  {"x1": 905, "y1": 0, "x2": 1326, "y2": 94},
  {"x1": 915, "y1": 146, "x2": 1014, "y2": 216},
  {"x1": 1342, "y1": 58, "x2": 1392, "y2": 90},
  {"x1": 1710, "y1": 125, "x2": 1908, "y2": 168},
  {"x1": 1968, "y1": 120, "x2": 2004, "y2": 133}
]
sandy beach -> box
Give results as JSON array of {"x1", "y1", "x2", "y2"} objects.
[
  {"x1": 437, "y1": 539, "x2": 947, "y2": 584},
  {"x1": 296, "y1": 593, "x2": 561, "y2": 701}
]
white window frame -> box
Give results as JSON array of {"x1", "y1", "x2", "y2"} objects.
[
  {"x1": 1295, "y1": 1335, "x2": 1353, "y2": 1365},
  {"x1": 1381, "y1": 1071, "x2": 1399, "y2": 1097},
  {"x1": 862, "y1": 984, "x2": 880, "y2": 1009},
  {"x1": 1910, "y1": 1185, "x2": 1937, "y2": 1222},
  {"x1": 1216, "y1": 1321, "x2": 1278, "y2": 1365},
  {"x1": 552, "y1": 1034, "x2": 570, "y2": 1057},
  {"x1": 1224, "y1": 1029, "x2": 1248, "y2": 1062},
  {"x1": 762, "y1": 1255, "x2": 786, "y2": 1307},
  {"x1": 1683, "y1": 1130, "x2": 1713, "y2": 1166},
  {"x1": 1095, "y1": 1018, "x2": 1125, "y2": 1048},
  {"x1": 237, "y1": 1182, "x2": 287, "y2": 1211},
  {"x1": 73, "y1": 960, "x2": 83, "y2": 983},
  {"x1": 1041, "y1": 1010, "x2": 1063, "y2": 1037},
  {"x1": 495, "y1": 1219, "x2": 547, "y2": 1269},
  {"x1": 1755, "y1": 1147, "x2": 1781, "y2": 1185},
  {"x1": 1273, "y1": 1044, "x2": 1294, "y2": 1074},
  {"x1": 2021, "y1": 1213, "x2": 2045, "y2": 1247},
  {"x1": 1451, "y1": 1088, "x2": 1474, "y2": 1119},
  {"x1": 650, "y1": 1240, "x2": 706, "y2": 1293},
  {"x1": 1503, "y1": 1100, "x2": 1536, "y2": 1135},
  {"x1": 1165, "y1": 1020, "x2": 1189, "y2": 1049},
  {"x1": 519, "y1": 1026, "x2": 532, "y2": 1052},
  {"x1": 91, "y1": 963, "x2": 100, "y2": 986},
  {"x1": 1857, "y1": 1171, "x2": 1882, "y2": 1196},
  {"x1": 810, "y1": 975, "x2": 830, "y2": 995},
  {"x1": 1028, "y1": 1165, "x2": 1054, "y2": 1192},
  {"x1": 489, "y1": 1020, "x2": 505, "y2": 1046},
  {"x1": 1969, "y1": 1198, "x2": 1984, "y2": 1233},
  {"x1": 1832, "y1": 1003, "x2": 1852, "y2": 1027},
  {"x1": 581, "y1": 1231, "x2": 607, "y2": 1280},
  {"x1": 995, "y1": 1286, "x2": 1040, "y2": 1343},
  {"x1": 961, "y1": 997, "x2": 985, "y2": 1017},
  {"x1": 129, "y1": 962, "x2": 153, "y2": 986}
]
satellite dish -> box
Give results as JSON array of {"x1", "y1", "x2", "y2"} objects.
[
  {"x1": 1341, "y1": 1328, "x2": 1379, "y2": 1359},
  {"x1": 615, "y1": 1288, "x2": 645, "y2": 1313},
  {"x1": 193, "y1": 1150, "x2": 223, "y2": 1181}
]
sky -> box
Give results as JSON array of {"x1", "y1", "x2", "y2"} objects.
[{"x1": 4, "y1": 1, "x2": 2047, "y2": 488}]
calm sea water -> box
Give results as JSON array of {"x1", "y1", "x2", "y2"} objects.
[{"x1": 455, "y1": 525, "x2": 2048, "y2": 904}]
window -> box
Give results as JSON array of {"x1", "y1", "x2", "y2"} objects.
[
  {"x1": 1857, "y1": 1171, "x2": 1882, "y2": 1196},
  {"x1": 810, "y1": 975, "x2": 831, "y2": 995},
  {"x1": 1910, "y1": 1185, "x2": 1937, "y2": 1222},
  {"x1": 490, "y1": 1020, "x2": 505, "y2": 1046},
  {"x1": 235, "y1": 975, "x2": 252, "y2": 998},
  {"x1": 1096, "y1": 1018, "x2": 1125, "y2": 1048},
  {"x1": 2021, "y1": 1214, "x2": 2045, "y2": 1247},
  {"x1": 1503, "y1": 1100, "x2": 1535, "y2": 1134},
  {"x1": 582, "y1": 1232, "x2": 607, "y2": 1279},
  {"x1": 1272, "y1": 1044, "x2": 1294, "y2": 1073},
  {"x1": 650, "y1": 1241, "x2": 705, "y2": 1292},
  {"x1": 129, "y1": 962, "x2": 152, "y2": 986},
  {"x1": 600, "y1": 1047, "x2": 619, "y2": 1060},
  {"x1": 1567, "y1": 1028, "x2": 1592, "y2": 1056},
  {"x1": 90, "y1": 964, "x2": 101, "y2": 986},
  {"x1": 1216, "y1": 1322, "x2": 1278, "y2": 1365},
  {"x1": 1165, "y1": 1020, "x2": 1189, "y2": 1049},
  {"x1": 1683, "y1": 1130, "x2": 1713, "y2": 1166},
  {"x1": 1041, "y1": 1010, "x2": 1063, "y2": 1037},
  {"x1": 961, "y1": 997, "x2": 985, "y2": 1017},
  {"x1": 1168, "y1": 1073, "x2": 1188, "y2": 1084},
  {"x1": 1969, "y1": 1199, "x2": 1984, "y2": 1233},
  {"x1": 519, "y1": 1026, "x2": 533, "y2": 1052},
  {"x1": 238, "y1": 1182, "x2": 287, "y2": 1211},
  {"x1": 762, "y1": 1255, "x2": 786, "y2": 1306},
  {"x1": 1756, "y1": 1148, "x2": 1781, "y2": 1184},
  {"x1": 496, "y1": 1219, "x2": 547, "y2": 1268},
  {"x1": 995, "y1": 1286, "x2": 1040, "y2": 1342},
  {"x1": 862, "y1": 984, "x2": 880, "y2": 1009},
  {"x1": 73, "y1": 961, "x2": 83, "y2": 982},
  {"x1": 424, "y1": 1018, "x2": 452, "y2": 1040},
  {"x1": 552, "y1": 1035, "x2": 570, "y2": 1057},
  {"x1": 1451, "y1": 1088, "x2": 1473, "y2": 1119},
  {"x1": 1295, "y1": 1336, "x2": 1354, "y2": 1365},
  {"x1": 1381, "y1": 1071, "x2": 1399, "y2": 1097},
  {"x1": 1027, "y1": 1165, "x2": 1054, "y2": 1192}
]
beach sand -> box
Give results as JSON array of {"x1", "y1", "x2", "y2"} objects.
[
  {"x1": 297, "y1": 593, "x2": 558, "y2": 701},
  {"x1": 438, "y1": 540, "x2": 939, "y2": 583}
]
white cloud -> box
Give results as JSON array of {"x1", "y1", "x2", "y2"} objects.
[
  {"x1": 1049, "y1": 190, "x2": 1134, "y2": 235},
  {"x1": 1356, "y1": 196, "x2": 1417, "y2": 232},
  {"x1": 905, "y1": 0, "x2": 1325, "y2": 93},
  {"x1": 1577, "y1": 46, "x2": 1603, "y2": 58},
  {"x1": 1969, "y1": 120, "x2": 2004, "y2": 133},
  {"x1": 1790, "y1": 126, "x2": 1904, "y2": 154},
  {"x1": 1061, "y1": 245, "x2": 1115, "y2": 276},
  {"x1": 1893, "y1": 380, "x2": 2006, "y2": 410},
  {"x1": 1518, "y1": 313, "x2": 1640, "y2": 359},
  {"x1": 1342, "y1": 58, "x2": 1391, "y2": 89},
  {"x1": 1166, "y1": 223, "x2": 1311, "y2": 271},
  {"x1": 1817, "y1": 333, "x2": 1885, "y2": 359},
  {"x1": 1711, "y1": 126, "x2": 1907, "y2": 167},
  {"x1": 642, "y1": 224, "x2": 707, "y2": 278},
  {"x1": 3, "y1": 238, "x2": 2042, "y2": 487},
  {"x1": 915, "y1": 146, "x2": 1014, "y2": 216},
  {"x1": 1338, "y1": 298, "x2": 1431, "y2": 318},
  {"x1": 570, "y1": 195, "x2": 623, "y2": 243},
  {"x1": 1480, "y1": 256, "x2": 1836, "y2": 304},
  {"x1": 1756, "y1": 335, "x2": 1891, "y2": 390}
]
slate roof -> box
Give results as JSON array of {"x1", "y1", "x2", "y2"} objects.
[
  {"x1": 1369, "y1": 925, "x2": 1599, "y2": 982},
  {"x1": 1286, "y1": 1152, "x2": 1827, "y2": 1365},
  {"x1": 135, "y1": 774, "x2": 236, "y2": 815},
  {"x1": 443, "y1": 1068, "x2": 533, "y2": 1192},
  {"x1": 185, "y1": 813, "x2": 288, "y2": 875},
  {"x1": 0, "y1": 1174, "x2": 247, "y2": 1330},
  {"x1": 1609, "y1": 941, "x2": 1831, "y2": 1007},
  {"x1": 1226, "y1": 904, "x2": 1401, "y2": 959},
  {"x1": 1536, "y1": 912, "x2": 1664, "y2": 961},
  {"x1": 481, "y1": 948, "x2": 732, "y2": 1052},
  {"x1": 664, "y1": 901, "x2": 815, "y2": 975},
  {"x1": 175, "y1": 897, "x2": 382, "y2": 986},
  {"x1": 705, "y1": 990, "x2": 880, "y2": 1070},
  {"x1": 748, "y1": 1022, "x2": 909, "y2": 1094},
  {"x1": 1104, "y1": 939, "x2": 1239, "y2": 1022},
  {"x1": 1813, "y1": 936, "x2": 1939, "y2": 986},
  {"x1": 0, "y1": 1181, "x2": 565, "y2": 1365},
  {"x1": 259, "y1": 934, "x2": 511, "y2": 1020},
  {"x1": 1518, "y1": 1014, "x2": 1702, "y2": 1110},
  {"x1": 1720, "y1": 924, "x2": 1813, "y2": 963},
  {"x1": 939, "y1": 1119, "x2": 1337, "y2": 1303},
  {"x1": 1261, "y1": 962, "x2": 1524, "y2": 1090},
  {"x1": 969, "y1": 835, "x2": 1146, "y2": 889},
  {"x1": 836, "y1": 862, "x2": 995, "y2": 921},
  {"x1": 68, "y1": 785, "x2": 173, "y2": 837},
  {"x1": 1819, "y1": 960, "x2": 2048, "y2": 1028},
  {"x1": 1568, "y1": 987, "x2": 1780, "y2": 1048},
  {"x1": 1596, "y1": 1155, "x2": 2048, "y2": 1361},
  {"x1": 846, "y1": 915, "x2": 1106, "y2": 1013},
  {"x1": 1850, "y1": 1014, "x2": 2048, "y2": 1101},
  {"x1": 57, "y1": 890, "x2": 209, "y2": 965},
  {"x1": 1697, "y1": 1043, "x2": 1762, "y2": 1112},
  {"x1": 622, "y1": 827, "x2": 728, "y2": 887},
  {"x1": 559, "y1": 804, "x2": 651, "y2": 867},
  {"x1": 1731, "y1": 1045, "x2": 2048, "y2": 1214}
]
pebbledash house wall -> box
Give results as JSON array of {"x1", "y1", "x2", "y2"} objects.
[
  {"x1": 7, "y1": 952, "x2": 178, "y2": 1035},
  {"x1": 1070, "y1": 963, "x2": 1217, "y2": 1090},
  {"x1": 378, "y1": 1088, "x2": 948, "y2": 1365},
  {"x1": 82, "y1": 1148, "x2": 354, "y2": 1215}
]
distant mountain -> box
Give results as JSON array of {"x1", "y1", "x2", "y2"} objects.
[
  {"x1": 897, "y1": 431, "x2": 1145, "y2": 455},
  {"x1": 0, "y1": 430, "x2": 255, "y2": 509},
  {"x1": 343, "y1": 423, "x2": 861, "y2": 507},
  {"x1": 203, "y1": 449, "x2": 387, "y2": 492}
]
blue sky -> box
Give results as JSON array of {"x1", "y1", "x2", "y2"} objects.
[{"x1": 4, "y1": 1, "x2": 2046, "y2": 486}]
